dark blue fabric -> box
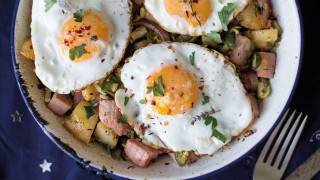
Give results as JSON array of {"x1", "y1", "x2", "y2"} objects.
[{"x1": 0, "y1": 0, "x2": 319, "y2": 179}]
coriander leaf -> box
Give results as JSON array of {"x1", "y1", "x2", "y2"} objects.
[
  {"x1": 147, "y1": 87, "x2": 152, "y2": 94},
  {"x1": 204, "y1": 116, "x2": 217, "y2": 128},
  {"x1": 84, "y1": 106, "x2": 95, "y2": 120},
  {"x1": 207, "y1": 31, "x2": 223, "y2": 44},
  {"x1": 69, "y1": 44, "x2": 87, "y2": 60},
  {"x1": 119, "y1": 114, "x2": 128, "y2": 124},
  {"x1": 45, "y1": 0, "x2": 57, "y2": 13},
  {"x1": 73, "y1": 9, "x2": 84, "y2": 22},
  {"x1": 218, "y1": 3, "x2": 236, "y2": 31},
  {"x1": 189, "y1": 51, "x2": 195, "y2": 66},
  {"x1": 124, "y1": 96, "x2": 129, "y2": 106},
  {"x1": 153, "y1": 76, "x2": 164, "y2": 97},
  {"x1": 212, "y1": 129, "x2": 227, "y2": 143},
  {"x1": 139, "y1": 99, "x2": 146, "y2": 104},
  {"x1": 202, "y1": 93, "x2": 210, "y2": 105},
  {"x1": 90, "y1": 35, "x2": 98, "y2": 41}
]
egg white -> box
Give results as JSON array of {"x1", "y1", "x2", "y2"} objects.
[
  {"x1": 31, "y1": 0, "x2": 132, "y2": 94},
  {"x1": 144, "y1": 0, "x2": 249, "y2": 36},
  {"x1": 115, "y1": 42, "x2": 254, "y2": 155}
]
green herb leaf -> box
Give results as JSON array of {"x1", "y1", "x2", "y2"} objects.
[
  {"x1": 45, "y1": 0, "x2": 57, "y2": 13},
  {"x1": 189, "y1": 51, "x2": 195, "y2": 66},
  {"x1": 202, "y1": 93, "x2": 210, "y2": 105},
  {"x1": 101, "y1": 80, "x2": 113, "y2": 91},
  {"x1": 212, "y1": 129, "x2": 227, "y2": 143},
  {"x1": 252, "y1": 53, "x2": 261, "y2": 69},
  {"x1": 90, "y1": 35, "x2": 98, "y2": 41},
  {"x1": 84, "y1": 106, "x2": 95, "y2": 120},
  {"x1": 218, "y1": 3, "x2": 236, "y2": 31},
  {"x1": 207, "y1": 31, "x2": 223, "y2": 44},
  {"x1": 153, "y1": 76, "x2": 164, "y2": 97},
  {"x1": 223, "y1": 31, "x2": 235, "y2": 45},
  {"x1": 69, "y1": 44, "x2": 87, "y2": 60},
  {"x1": 130, "y1": 130, "x2": 135, "y2": 139},
  {"x1": 124, "y1": 96, "x2": 130, "y2": 106},
  {"x1": 73, "y1": 9, "x2": 84, "y2": 22},
  {"x1": 90, "y1": 100, "x2": 98, "y2": 109},
  {"x1": 204, "y1": 116, "x2": 217, "y2": 128},
  {"x1": 147, "y1": 87, "x2": 153, "y2": 94},
  {"x1": 119, "y1": 114, "x2": 128, "y2": 124},
  {"x1": 139, "y1": 99, "x2": 146, "y2": 104}
]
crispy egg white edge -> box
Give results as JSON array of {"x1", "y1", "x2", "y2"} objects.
[
  {"x1": 144, "y1": 0, "x2": 249, "y2": 36},
  {"x1": 31, "y1": 0, "x2": 132, "y2": 94},
  {"x1": 115, "y1": 42, "x2": 254, "y2": 155}
]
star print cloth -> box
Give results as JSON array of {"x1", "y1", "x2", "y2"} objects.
[{"x1": 0, "y1": 0, "x2": 319, "y2": 179}]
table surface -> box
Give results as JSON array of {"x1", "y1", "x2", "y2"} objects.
[{"x1": 1, "y1": 0, "x2": 319, "y2": 179}]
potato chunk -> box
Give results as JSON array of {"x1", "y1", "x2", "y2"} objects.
[
  {"x1": 20, "y1": 38, "x2": 35, "y2": 60},
  {"x1": 82, "y1": 84, "x2": 99, "y2": 101},
  {"x1": 94, "y1": 122, "x2": 118, "y2": 149},
  {"x1": 64, "y1": 101, "x2": 98, "y2": 144},
  {"x1": 251, "y1": 29, "x2": 278, "y2": 50}
]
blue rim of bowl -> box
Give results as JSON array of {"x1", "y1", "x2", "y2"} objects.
[{"x1": 10, "y1": 0, "x2": 304, "y2": 179}]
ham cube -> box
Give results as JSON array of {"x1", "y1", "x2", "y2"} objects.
[
  {"x1": 256, "y1": 52, "x2": 276, "y2": 78},
  {"x1": 99, "y1": 100, "x2": 132, "y2": 136},
  {"x1": 47, "y1": 93, "x2": 72, "y2": 116},
  {"x1": 125, "y1": 139, "x2": 159, "y2": 167},
  {"x1": 242, "y1": 71, "x2": 259, "y2": 91},
  {"x1": 230, "y1": 35, "x2": 253, "y2": 66}
]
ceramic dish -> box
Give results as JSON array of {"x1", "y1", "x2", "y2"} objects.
[{"x1": 11, "y1": 0, "x2": 303, "y2": 179}]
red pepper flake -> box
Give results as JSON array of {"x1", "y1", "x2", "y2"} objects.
[
  {"x1": 174, "y1": 65, "x2": 178, "y2": 69},
  {"x1": 124, "y1": 88, "x2": 128, "y2": 93},
  {"x1": 80, "y1": 27, "x2": 85, "y2": 31},
  {"x1": 185, "y1": 11, "x2": 189, "y2": 18},
  {"x1": 171, "y1": 87, "x2": 175, "y2": 90},
  {"x1": 101, "y1": 59, "x2": 105, "y2": 63},
  {"x1": 131, "y1": 76, "x2": 134, "y2": 80},
  {"x1": 146, "y1": 76, "x2": 151, "y2": 80},
  {"x1": 87, "y1": 33, "x2": 90, "y2": 35},
  {"x1": 29, "y1": 45, "x2": 33, "y2": 49},
  {"x1": 151, "y1": 100, "x2": 156, "y2": 105},
  {"x1": 191, "y1": 102, "x2": 194, "y2": 108},
  {"x1": 85, "y1": 25, "x2": 91, "y2": 30},
  {"x1": 199, "y1": 85, "x2": 204, "y2": 90},
  {"x1": 75, "y1": 29, "x2": 82, "y2": 34},
  {"x1": 64, "y1": 40, "x2": 69, "y2": 46},
  {"x1": 167, "y1": 45, "x2": 175, "y2": 53},
  {"x1": 167, "y1": 109, "x2": 171, "y2": 115},
  {"x1": 67, "y1": 31, "x2": 71, "y2": 35},
  {"x1": 130, "y1": 93, "x2": 135, "y2": 98}
]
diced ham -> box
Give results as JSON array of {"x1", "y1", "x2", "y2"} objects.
[
  {"x1": 125, "y1": 139, "x2": 159, "y2": 167},
  {"x1": 47, "y1": 93, "x2": 72, "y2": 116},
  {"x1": 99, "y1": 100, "x2": 132, "y2": 136},
  {"x1": 247, "y1": 93, "x2": 260, "y2": 117},
  {"x1": 258, "y1": 0, "x2": 271, "y2": 21},
  {"x1": 256, "y1": 52, "x2": 276, "y2": 78},
  {"x1": 242, "y1": 71, "x2": 259, "y2": 91},
  {"x1": 230, "y1": 35, "x2": 253, "y2": 66},
  {"x1": 73, "y1": 91, "x2": 83, "y2": 106}
]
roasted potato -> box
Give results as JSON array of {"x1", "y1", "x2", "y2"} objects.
[
  {"x1": 64, "y1": 101, "x2": 98, "y2": 144},
  {"x1": 94, "y1": 121, "x2": 118, "y2": 149},
  {"x1": 251, "y1": 29, "x2": 278, "y2": 50},
  {"x1": 20, "y1": 38, "x2": 35, "y2": 60},
  {"x1": 82, "y1": 84, "x2": 99, "y2": 101}
]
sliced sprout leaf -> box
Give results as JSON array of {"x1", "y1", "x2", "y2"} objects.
[
  {"x1": 119, "y1": 114, "x2": 128, "y2": 124},
  {"x1": 147, "y1": 87, "x2": 153, "y2": 94},
  {"x1": 139, "y1": 99, "x2": 146, "y2": 104},
  {"x1": 252, "y1": 53, "x2": 261, "y2": 69},
  {"x1": 207, "y1": 31, "x2": 223, "y2": 44},
  {"x1": 212, "y1": 129, "x2": 227, "y2": 143},
  {"x1": 73, "y1": 9, "x2": 84, "y2": 22},
  {"x1": 257, "y1": 78, "x2": 271, "y2": 99},
  {"x1": 124, "y1": 96, "x2": 130, "y2": 106},
  {"x1": 90, "y1": 100, "x2": 98, "y2": 109},
  {"x1": 218, "y1": 3, "x2": 236, "y2": 31},
  {"x1": 202, "y1": 93, "x2": 210, "y2": 105},
  {"x1": 189, "y1": 51, "x2": 195, "y2": 66},
  {"x1": 84, "y1": 106, "x2": 95, "y2": 120}
]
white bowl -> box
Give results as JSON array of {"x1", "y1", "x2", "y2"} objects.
[{"x1": 11, "y1": 0, "x2": 303, "y2": 179}]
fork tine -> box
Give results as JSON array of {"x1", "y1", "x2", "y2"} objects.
[
  {"x1": 273, "y1": 112, "x2": 302, "y2": 168},
  {"x1": 278, "y1": 115, "x2": 307, "y2": 175},
  {"x1": 256, "y1": 109, "x2": 290, "y2": 164},
  {"x1": 266, "y1": 110, "x2": 297, "y2": 165}
]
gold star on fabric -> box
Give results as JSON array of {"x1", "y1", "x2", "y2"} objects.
[{"x1": 39, "y1": 159, "x2": 52, "y2": 173}]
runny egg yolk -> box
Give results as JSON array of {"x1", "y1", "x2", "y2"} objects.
[
  {"x1": 60, "y1": 11, "x2": 109, "y2": 62},
  {"x1": 164, "y1": 0, "x2": 212, "y2": 27},
  {"x1": 146, "y1": 65, "x2": 199, "y2": 116}
]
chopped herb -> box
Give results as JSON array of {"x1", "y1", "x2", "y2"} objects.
[
  {"x1": 207, "y1": 31, "x2": 223, "y2": 44},
  {"x1": 69, "y1": 44, "x2": 87, "y2": 60},
  {"x1": 152, "y1": 76, "x2": 164, "y2": 97},
  {"x1": 45, "y1": 0, "x2": 57, "y2": 13},
  {"x1": 204, "y1": 116, "x2": 217, "y2": 128},
  {"x1": 130, "y1": 131, "x2": 135, "y2": 139},
  {"x1": 224, "y1": 31, "x2": 235, "y2": 45},
  {"x1": 252, "y1": 53, "x2": 261, "y2": 69},
  {"x1": 90, "y1": 35, "x2": 98, "y2": 41},
  {"x1": 73, "y1": 9, "x2": 84, "y2": 22},
  {"x1": 101, "y1": 80, "x2": 113, "y2": 91},
  {"x1": 84, "y1": 106, "x2": 95, "y2": 120},
  {"x1": 139, "y1": 99, "x2": 146, "y2": 104},
  {"x1": 119, "y1": 114, "x2": 128, "y2": 124},
  {"x1": 90, "y1": 100, "x2": 98, "y2": 109},
  {"x1": 212, "y1": 129, "x2": 227, "y2": 143},
  {"x1": 124, "y1": 96, "x2": 129, "y2": 106},
  {"x1": 218, "y1": 0, "x2": 223, "y2": 3},
  {"x1": 218, "y1": 3, "x2": 236, "y2": 31},
  {"x1": 202, "y1": 93, "x2": 210, "y2": 104},
  {"x1": 189, "y1": 51, "x2": 195, "y2": 65},
  {"x1": 147, "y1": 87, "x2": 153, "y2": 94}
]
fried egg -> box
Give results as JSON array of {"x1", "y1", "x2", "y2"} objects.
[
  {"x1": 31, "y1": 0, "x2": 132, "y2": 94},
  {"x1": 144, "y1": 0, "x2": 249, "y2": 36},
  {"x1": 115, "y1": 42, "x2": 253, "y2": 155}
]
